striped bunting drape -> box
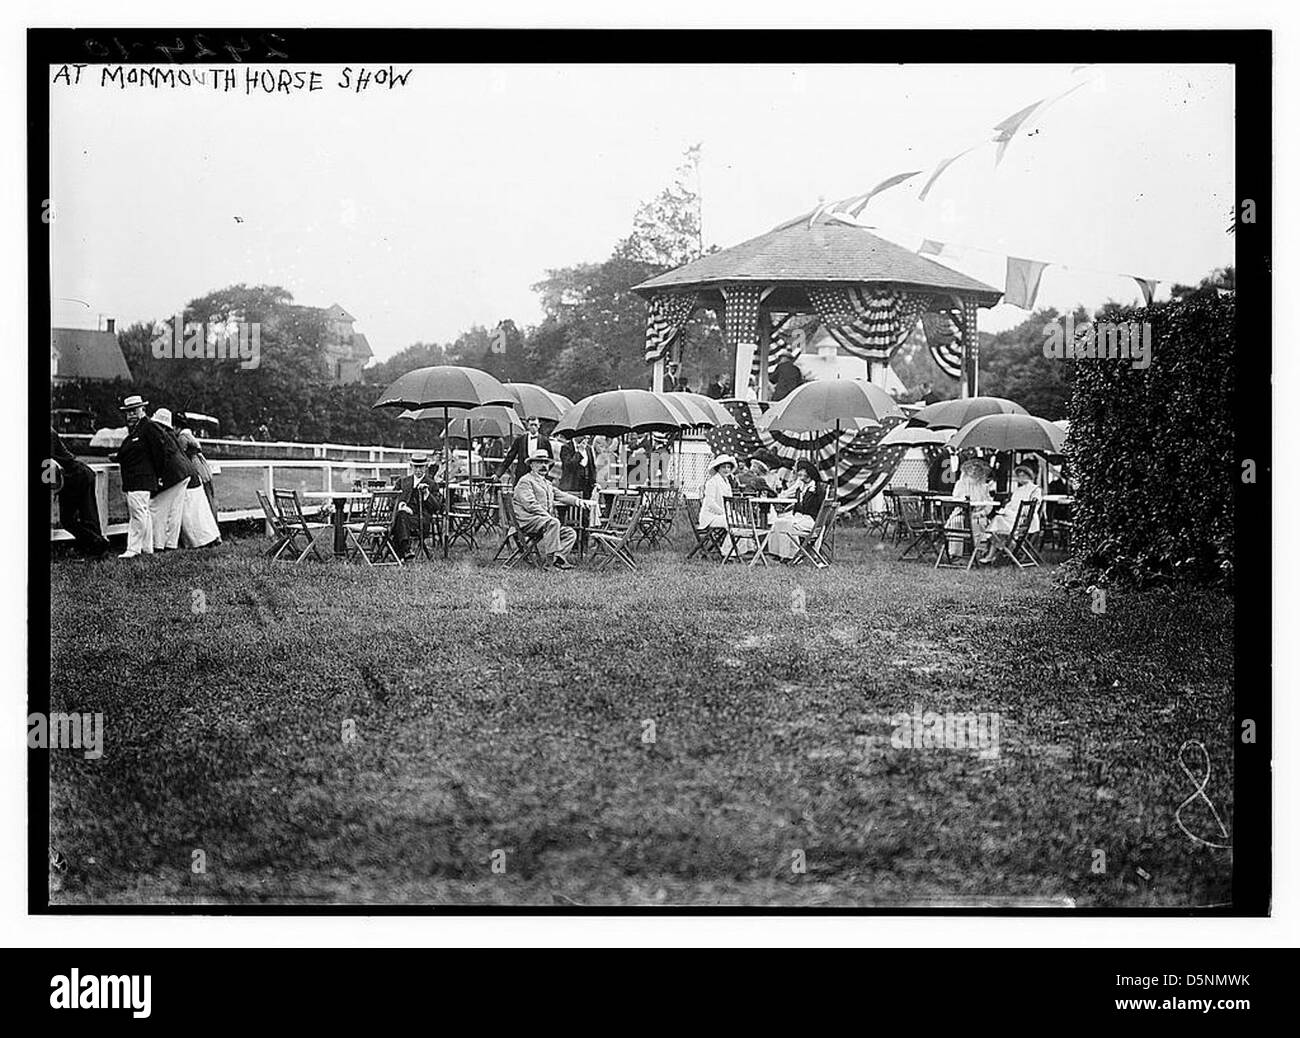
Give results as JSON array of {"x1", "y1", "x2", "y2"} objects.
[
  {"x1": 704, "y1": 400, "x2": 920, "y2": 515},
  {"x1": 921, "y1": 305, "x2": 965, "y2": 380},
  {"x1": 805, "y1": 287, "x2": 932, "y2": 363},
  {"x1": 643, "y1": 291, "x2": 698, "y2": 363},
  {"x1": 746, "y1": 313, "x2": 813, "y2": 388}
]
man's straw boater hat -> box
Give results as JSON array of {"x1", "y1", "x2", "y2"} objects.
[
  {"x1": 528, "y1": 451, "x2": 553, "y2": 465},
  {"x1": 118, "y1": 394, "x2": 149, "y2": 411},
  {"x1": 410, "y1": 453, "x2": 429, "y2": 465}
]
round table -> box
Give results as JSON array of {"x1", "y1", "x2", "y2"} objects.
[{"x1": 302, "y1": 491, "x2": 370, "y2": 556}]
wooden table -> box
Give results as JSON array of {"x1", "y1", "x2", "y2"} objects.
[{"x1": 302, "y1": 490, "x2": 370, "y2": 556}]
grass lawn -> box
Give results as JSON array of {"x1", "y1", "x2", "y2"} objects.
[{"x1": 46, "y1": 526, "x2": 1235, "y2": 907}]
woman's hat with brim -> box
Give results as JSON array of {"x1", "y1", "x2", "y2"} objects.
[
  {"x1": 119, "y1": 394, "x2": 149, "y2": 411},
  {"x1": 707, "y1": 453, "x2": 737, "y2": 472}
]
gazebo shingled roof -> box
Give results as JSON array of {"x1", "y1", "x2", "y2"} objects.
[{"x1": 633, "y1": 220, "x2": 1002, "y2": 306}]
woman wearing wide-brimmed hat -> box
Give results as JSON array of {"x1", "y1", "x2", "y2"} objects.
[
  {"x1": 768, "y1": 460, "x2": 825, "y2": 561},
  {"x1": 946, "y1": 456, "x2": 996, "y2": 558},
  {"x1": 697, "y1": 454, "x2": 737, "y2": 532},
  {"x1": 153, "y1": 409, "x2": 221, "y2": 549}
]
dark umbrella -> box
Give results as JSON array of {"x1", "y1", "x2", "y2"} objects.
[
  {"x1": 373, "y1": 365, "x2": 514, "y2": 557},
  {"x1": 499, "y1": 382, "x2": 572, "y2": 422},
  {"x1": 756, "y1": 379, "x2": 904, "y2": 553},
  {"x1": 553, "y1": 389, "x2": 683, "y2": 488},
  {"x1": 948, "y1": 413, "x2": 1065, "y2": 454},
  {"x1": 911, "y1": 395, "x2": 1028, "y2": 430}
]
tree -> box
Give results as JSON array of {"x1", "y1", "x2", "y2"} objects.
[{"x1": 978, "y1": 307, "x2": 1080, "y2": 420}]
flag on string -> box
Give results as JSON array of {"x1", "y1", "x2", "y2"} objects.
[
  {"x1": 992, "y1": 100, "x2": 1043, "y2": 165},
  {"x1": 840, "y1": 171, "x2": 923, "y2": 216},
  {"x1": 918, "y1": 239, "x2": 945, "y2": 257},
  {"x1": 1131, "y1": 277, "x2": 1158, "y2": 306},
  {"x1": 918, "y1": 146, "x2": 980, "y2": 201},
  {"x1": 1004, "y1": 257, "x2": 1050, "y2": 309}
]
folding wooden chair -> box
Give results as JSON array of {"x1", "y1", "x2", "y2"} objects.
[
  {"x1": 722, "y1": 496, "x2": 770, "y2": 566},
  {"x1": 935, "y1": 500, "x2": 979, "y2": 571},
  {"x1": 632, "y1": 486, "x2": 679, "y2": 548},
  {"x1": 268, "y1": 489, "x2": 329, "y2": 563},
  {"x1": 790, "y1": 497, "x2": 838, "y2": 569},
  {"x1": 684, "y1": 496, "x2": 725, "y2": 561},
  {"x1": 994, "y1": 498, "x2": 1043, "y2": 569},
  {"x1": 344, "y1": 489, "x2": 403, "y2": 566},
  {"x1": 444, "y1": 481, "x2": 487, "y2": 549},
  {"x1": 494, "y1": 493, "x2": 545, "y2": 569},
  {"x1": 897, "y1": 495, "x2": 942, "y2": 562},
  {"x1": 588, "y1": 494, "x2": 643, "y2": 571}
]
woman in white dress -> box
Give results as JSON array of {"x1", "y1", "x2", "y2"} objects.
[
  {"x1": 945, "y1": 457, "x2": 995, "y2": 557},
  {"x1": 697, "y1": 454, "x2": 736, "y2": 531},
  {"x1": 976, "y1": 465, "x2": 1042, "y2": 563}
]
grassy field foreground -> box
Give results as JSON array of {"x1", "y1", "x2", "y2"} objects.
[{"x1": 46, "y1": 529, "x2": 1234, "y2": 906}]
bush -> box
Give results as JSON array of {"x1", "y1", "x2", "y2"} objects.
[{"x1": 1066, "y1": 293, "x2": 1234, "y2": 587}]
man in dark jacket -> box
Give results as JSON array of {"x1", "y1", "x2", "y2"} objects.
[
  {"x1": 47, "y1": 428, "x2": 111, "y2": 557},
  {"x1": 391, "y1": 454, "x2": 442, "y2": 558},
  {"x1": 499, "y1": 416, "x2": 553, "y2": 481},
  {"x1": 557, "y1": 435, "x2": 597, "y2": 497},
  {"x1": 112, "y1": 395, "x2": 189, "y2": 556}
]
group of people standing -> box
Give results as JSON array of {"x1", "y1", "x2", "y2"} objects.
[{"x1": 112, "y1": 394, "x2": 223, "y2": 558}]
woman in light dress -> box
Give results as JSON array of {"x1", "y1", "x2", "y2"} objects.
[
  {"x1": 976, "y1": 465, "x2": 1042, "y2": 563},
  {"x1": 767, "y1": 460, "x2": 826, "y2": 561},
  {"x1": 945, "y1": 456, "x2": 995, "y2": 558}
]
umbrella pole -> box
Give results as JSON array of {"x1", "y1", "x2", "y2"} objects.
[
  {"x1": 830, "y1": 419, "x2": 840, "y2": 559},
  {"x1": 443, "y1": 406, "x2": 451, "y2": 559},
  {"x1": 467, "y1": 417, "x2": 473, "y2": 477}
]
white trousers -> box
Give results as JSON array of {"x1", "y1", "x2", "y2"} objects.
[
  {"x1": 150, "y1": 480, "x2": 188, "y2": 550},
  {"x1": 124, "y1": 491, "x2": 154, "y2": 555}
]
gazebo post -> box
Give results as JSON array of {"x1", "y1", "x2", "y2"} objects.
[
  {"x1": 961, "y1": 293, "x2": 980, "y2": 399},
  {"x1": 651, "y1": 356, "x2": 665, "y2": 393}
]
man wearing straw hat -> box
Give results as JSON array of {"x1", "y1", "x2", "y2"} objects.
[
  {"x1": 391, "y1": 452, "x2": 441, "y2": 559},
  {"x1": 112, "y1": 395, "x2": 187, "y2": 557},
  {"x1": 512, "y1": 451, "x2": 590, "y2": 569}
]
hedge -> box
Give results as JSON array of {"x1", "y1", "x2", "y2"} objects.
[{"x1": 1066, "y1": 293, "x2": 1234, "y2": 587}]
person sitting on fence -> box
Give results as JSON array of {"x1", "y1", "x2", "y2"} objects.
[
  {"x1": 768, "y1": 460, "x2": 826, "y2": 562},
  {"x1": 47, "y1": 426, "x2": 111, "y2": 558},
  {"x1": 975, "y1": 465, "x2": 1042, "y2": 563},
  {"x1": 945, "y1": 457, "x2": 995, "y2": 558},
  {"x1": 392, "y1": 453, "x2": 441, "y2": 559},
  {"x1": 512, "y1": 452, "x2": 592, "y2": 570}
]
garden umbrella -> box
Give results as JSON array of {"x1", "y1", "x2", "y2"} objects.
[
  {"x1": 757, "y1": 379, "x2": 905, "y2": 551},
  {"x1": 499, "y1": 382, "x2": 572, "y2": 422},
  {"x1": 910, "y1": 395, "x2": 1028, "y2": 430},
  {"x1": 399, "y1": 405, "x2": 523, "y2": 466},
  {"x1": 879, "y1": 423, "x2": 953, "y2": 448},
  {"x1": 663, "y1": 391, "x2": 736, "y2": 428},
  {"x1": 949, "y1": 413, "x2": 1066, "y2": 454},
  {"x1": 373, "y1": 365, "x2": 514, "y2": 557},
  {"x1": 553, "y1": 389, "x2": 683, "y2": 488}
]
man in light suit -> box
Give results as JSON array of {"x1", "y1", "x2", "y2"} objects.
[
  {"x1": 511, "y1": 452, "x2": 593, "y2": 569},
  {"x1": 499, "y1": 416, "x2": 553, "y2": 482}
]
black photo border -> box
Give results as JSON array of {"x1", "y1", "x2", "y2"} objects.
[{"x1": 28, "y1": 27, "x2": 1272, "y2": 917}]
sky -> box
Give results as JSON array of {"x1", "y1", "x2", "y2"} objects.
[{"x1": 49, "y1": 62, "x2": 1234, "y2": 361}]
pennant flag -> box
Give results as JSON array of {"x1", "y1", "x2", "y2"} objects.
[
  {"x1": 1131, "y1": 277, "x2": 1158, "y2": 306},
  {"x1": 918, "y1": 146, "x2": 980, "y2": 201},
  {"x1": 844, "y1": 171, "x2": 922, "y2": 216},
  {"x1": 918, "y1": 239, "x2": 945, "y2": 257},
  {"x1": 1005, "y1": 257, "x2": 1050, "y2": 309},
  {"x1": 992, "y1": 100, "x2": 1044, "y2": 165}
]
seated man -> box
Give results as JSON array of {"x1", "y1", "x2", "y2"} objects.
[
  {"x1": 392, "y1": 453, "x2": 442, "y2": 558},
  {"x1": 735, "y1": 456, "x2": 770, "y2": 495},
  {"x1": 512, "y1": 451, "x2": 591, "y2": 569}
]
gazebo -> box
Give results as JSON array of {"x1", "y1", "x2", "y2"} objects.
[{"x1": 633, "y1": 217, "x2": 1003, "y2": 400}]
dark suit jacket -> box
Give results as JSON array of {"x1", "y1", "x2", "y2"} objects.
[
  {"x1": 393, "y1": 471, "x2": 442, "y2": 513},
  {"x1": 500, "y1": 433, "x2": 553, "y2": 480},
  {"x1": 558, "y1": 442, "x2": 596, "y2": 495},
  {"x1": 115, "y1": 418, "x2": 189, "y2": 494}
]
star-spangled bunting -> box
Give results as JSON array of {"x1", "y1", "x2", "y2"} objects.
[
  {"x1": 806, "y1": 287, "x2": 933, "y2": 362},
  {"x1": 704, "y1": 401, "x2": 916, "y2": 515},
  {"x1": 643, "y1": 291, "x2": 698, "y2": 363},
  {"x1": 721, "y1": 285, "x2": 764, "y2": 350}
]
